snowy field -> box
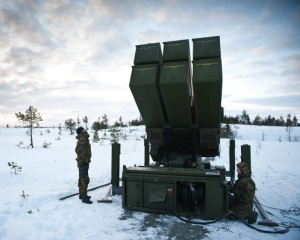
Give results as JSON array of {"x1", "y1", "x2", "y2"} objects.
[{"x1": 0, "y1": 125, "x2": 299, "y2": 240}]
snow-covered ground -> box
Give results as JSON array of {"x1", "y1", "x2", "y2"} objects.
[{"x1": 0, "y1": 125, "x2": 299, "y2": 240}]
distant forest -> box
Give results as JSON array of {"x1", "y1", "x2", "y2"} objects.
[{"x1": 222, "y1": 110, "x2": 298, "y2": 127}]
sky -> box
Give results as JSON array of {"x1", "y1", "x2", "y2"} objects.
[{"x1": 0, "y1": 0, "x2": 299, "y2": 127}]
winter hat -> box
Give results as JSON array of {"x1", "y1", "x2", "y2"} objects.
[
  {"x1": 76, "y1": 127, "x2": 84, "y2": 135},
  {"x1": 236, "y1": 162, "x2": 249, "y2": 173}
]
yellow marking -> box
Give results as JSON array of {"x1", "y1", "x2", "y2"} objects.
[
  {"x1": 139, "y1": 46, "x2": 156, "y2": 50},
  {"x1": 166, "y1": 43, "x2": 186, "y2": 47},
  {"x1": 164, "y1": 65, "x2": 185, "y2": 68},
  {"x1": 197, "y1": 40, "x2": 216, "y2": 43},
  {"x1": 196, "y1": 62, "x2": 218, "y2": 66},
  {"x1": 135, "y1": 68, "x2": 154, "y2": 71}
]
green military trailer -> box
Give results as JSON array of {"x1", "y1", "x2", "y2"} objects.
[{"x1": 110, "y1": 37, "x2": 251, "y2": 219}]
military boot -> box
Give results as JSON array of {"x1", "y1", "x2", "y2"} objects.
[
  {"x1": 82, "y1": 195, "x2": 93, "y2": 204},
  {"x1": 247, "y1": 210, "x2": 258, "y2": 224},
  {"x1": 79, "y1": 194, "x2": 91, "y2": 200}
]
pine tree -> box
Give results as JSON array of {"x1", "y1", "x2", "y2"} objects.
[
  {"x1": 65, "y1": 118, "x2": 76, "y2": 135},
  {"x1": 119, "y1": 116, "x2": 125, "y2": 127},
  {"x1": 240, "y1": 110, "x2": 250, "y2": 124},
  {"x1": 109, "y1": 126, "x2": 120, "y2": 144},
  {"x1": 100, "y1": 114, "x2": 109, "y2": 129},
  {"x1": 292, "y1": 115, "x2": 298, "y2": 126},
  {"x1": 275, "y1": 116, "x2": 285, "y2": 126},
  {"x1": 15, "y1": 106, "x2": 43, "y2": 148},
  {"x1": 252, "y1": 115, "x2": 262, "y2": 125},
  {"x1": 222, "y1": 123, "x2": 234, "y2": 139},
  {"x1": 286, "y1": 114, "x2": 292, "y2": 126},
  {"x1": 82, "y1": 116, "x2": 88, "y2": 130},
  {"x1": 92, "y1": 117, "x2": 101, "y2": 131}
]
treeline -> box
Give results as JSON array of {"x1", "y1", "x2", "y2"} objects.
[
  {"x1": 62, "y1": 114, "x2": 144, "y2": 135},
  {"x1": 222, "y1": 110, "x2": 298, "y2": 127}
]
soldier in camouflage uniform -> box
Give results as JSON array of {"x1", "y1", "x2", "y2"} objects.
[
  {"x1": 75, "y1": 127, "x2": 93, "y2": 204},
  {"x1": 229, "y1": 162, "x2": 257, "y2": 223}
]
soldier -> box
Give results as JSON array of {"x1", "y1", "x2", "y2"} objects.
[
  {"x1": 228, "y1": 162, "x2": 257, "y2": 224},
  {"x1": 75, "y1": 127, "x2": 93, "y2": 204}
]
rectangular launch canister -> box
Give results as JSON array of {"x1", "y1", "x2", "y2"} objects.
[
  {"x1": 129, "y1": 64, "x2": 166, "y2": 128},
  {"x1": 193, "y1": 58, "x2": 223, "y2": 128},
  {"x1": 192, "y1": 36, "x2": 221, "y2": 60},
  {"x1": 162, "y1": 39, "x2": 191, "y2": 63},
  {"x1": 159, "y1": 61, "x2": 193, "y2": 128},
  {"x1": 134, "y1": 43, "x2": 163, "y2": 66}
]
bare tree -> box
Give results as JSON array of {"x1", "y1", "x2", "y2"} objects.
[
  {"x1": 286, "y1": 126, "x2": 293, "y2": 142},
  {"x1": 76, "y1": 115, "x2": 81, "y2": 128},
  {"x1": 15, "y1": 106, "x2": 43, "y2": 148}
]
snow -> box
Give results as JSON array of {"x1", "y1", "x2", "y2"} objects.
[{"x1": 1, "y1": 125, "x2": 300, "y2": 240}]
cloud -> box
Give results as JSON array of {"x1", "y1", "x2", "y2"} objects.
[
  {"x1": 44, "y1": 0, "x2": 87, "y2": 28},
  {"x1": 238, "y1": 95, "x2": 300, "y2": 108},
  {"x1": 0, "y1": 8, "x2": 54, "y2": 47},
  {"x1": 1, "y1": 0, "x2": 300, "y2": 126}
]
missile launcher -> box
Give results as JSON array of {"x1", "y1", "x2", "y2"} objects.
[{"x1": 112, "y1": 36, "x2": 251, "y2": 219}]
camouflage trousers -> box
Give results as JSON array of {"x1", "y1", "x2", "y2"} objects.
[
  {"x1": 228, "y1": 197, "x2": 249, "y2": 220},
  {"x1": 78, "y1": 164, "x2": 90, "y2": 196}
]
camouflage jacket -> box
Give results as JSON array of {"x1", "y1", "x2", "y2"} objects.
[
  {"x1": 75, "y1": 133, "x2": 91, "y2": 165},
  {"x1": 234, "y1": 171, "x2": 256, "y2": 211}
]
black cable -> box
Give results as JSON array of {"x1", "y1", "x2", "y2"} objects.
[
  {"x1": 259, "y1": 203, "x2": 300, "y2": 229},
  {"x1": 160, "y1": 203, "x2": 289, "y2": 234}
]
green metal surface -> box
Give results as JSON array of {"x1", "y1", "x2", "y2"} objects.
[
  {"x1": 192, "y1": 36, "x2": 221, "y2": 59},
  {"x1": 193, "y1": 58, "x2": 223, "y2": 128},
  {"x1": 144, "y1": 182, "x2": 175, "y2": 210},
  {"x1": 129, "y1": 64, "x2": 166, "y2": 128},
  {"x1": 124, "y1": 37, "x2": 233, "y2": 219},
  {"x1": 144, "y1": 139, "x2": 150, "y2": 166},
  {"x1": 229, "y1": 140, "x2": 235, "y2": 182},
  {"x1": 111, "y1": 143, "x2": 120, "y2": 187},
  {"x1": 126, "y1": 181, "x2": 140, "y2": 207},
  {"x1": 160, "y1": 61, "x2": 192, "y2": 128},
  {"x1": 241, "y1": 144, "x2": 251, "y2": 172},
  {"x1": 125, "y1": 166, "x2": 224, "y2": 178},
  {"x1": 122, "y1": 166, "x2": 227, "y2": 218},
  {"x1": 134, "y1": 43, "x2": 162, "y2": 65},
  {"x1": 162, "y1": 39, "x2": 190, "y2": 62}
]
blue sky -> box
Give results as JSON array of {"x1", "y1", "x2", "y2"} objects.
[{"x1": 0, "y1": 0, "x2": 299, "y2": 127}]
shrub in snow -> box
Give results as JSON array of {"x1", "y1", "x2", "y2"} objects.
[
  {"x1": 93, "y1": 130, "x2": 100, "y2": 143},
  {"x1": 55, "y1": 136, "x2": 61, "y2": 140},
  {"x1": 262, "y1": 130, "x2": 267, "y2": 141},
  {"x1": 256, "y1": 138, "x2": 262, "y2": 149},
  {"x1": 140, "y1": 134, "x2": 146, "y2": 140},
  {"x1": 16, "y1": 141, "x2": 29, "y2": 149},
  {"x1": 58, "y1": 123, "x2": 62, "y2": 135},
  {"x1": 8, "y1": 162, "x2": 22, "y2": 174},
  {"x1": 43, "y1": 141, "x2": 52, "y2": 148},
  {"x1": 20, "y1": 190, "x2": 29, "y2": 199}
]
